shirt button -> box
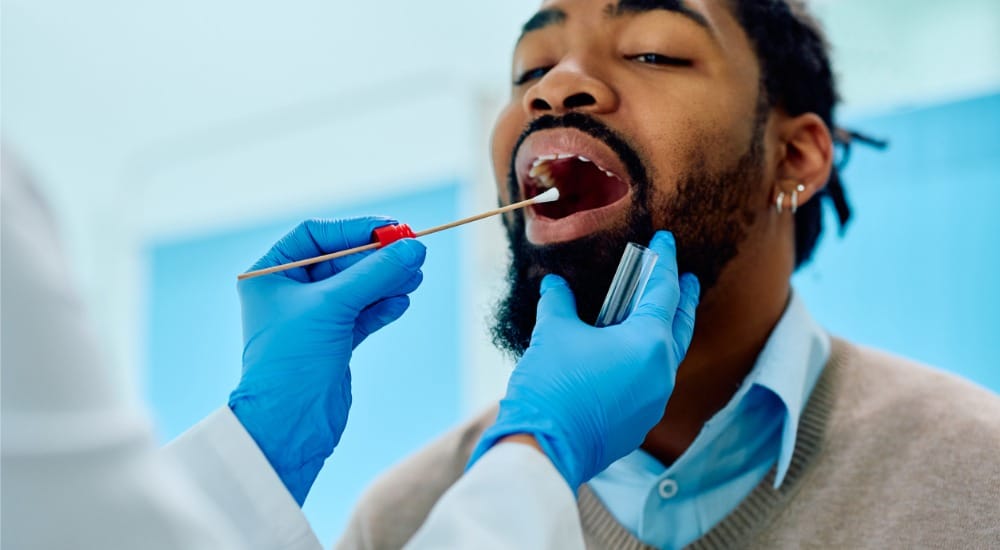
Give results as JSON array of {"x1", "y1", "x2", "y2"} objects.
[{"x1": 658, "y1": 478, "x2": 679, "y2": 499}]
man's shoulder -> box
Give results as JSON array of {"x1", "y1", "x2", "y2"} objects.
[
  {"x1": 825, "y1": 339, "x2": 999, "y2": 497},
  {"x1": 758, "y1": 340, "x2": 1000, "y2": 548},
  {"x1": 835, "y1": 339, "x2": 1000, "y2": 436},
  {"x1": 335, "y1": 406, "x2": 498, "y2": 550}
]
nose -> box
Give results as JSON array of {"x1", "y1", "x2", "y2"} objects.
[{"x1": 522, "y1": 60, "x2": 619, "y2": 116}]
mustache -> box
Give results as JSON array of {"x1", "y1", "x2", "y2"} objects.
[{"x1": 507, "y1": 112, "x2": 651, "y2": 204}]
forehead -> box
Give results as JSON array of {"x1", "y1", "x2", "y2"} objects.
[
  {"x1": 537, "y1": 0, "x2": 727, "y2": 17},
  {"x1": 529, "y1": 0, "x2": 746, "y2": 46}
]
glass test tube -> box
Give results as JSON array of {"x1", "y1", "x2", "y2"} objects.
[{"x1": 594, "y1": 242, "x2": 659, "y2": 327}]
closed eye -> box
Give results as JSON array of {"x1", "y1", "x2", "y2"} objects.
[
  {"x1": 626, "y1": 53, "x2": 693, "y2": 67},
  {"x1": 514, "y1": 66, "x2": 553, "y2": 85}
]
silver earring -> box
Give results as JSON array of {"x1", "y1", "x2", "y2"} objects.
[
  {"x1": 791, "y1": 184, "x2": 805, "y2": 214},
  {"x1": 776, "y1": 191, "x2": 785, "y2": 214}
]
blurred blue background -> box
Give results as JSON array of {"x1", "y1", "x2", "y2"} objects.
[
  {"x1": 3, "y1": 0, "x2": 999, "y2": 546},
  {"x1": 795, "y1": 92, "x2": 1000, "y2": 391}
]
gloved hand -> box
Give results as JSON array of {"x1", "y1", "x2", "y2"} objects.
[
  {"x1": 467, "y1": 231, "x2": 699, "y2": 490},
  {"x1": 229, "y1": 217, "x2": 426, "y2": 505}
]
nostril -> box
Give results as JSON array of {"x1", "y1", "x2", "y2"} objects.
[
  {"x1": 564, "y1": 93, "x2": 596, "y2": 109},
  {"x1": 531, "y1": 98, "x2": 552, "y2": 110}
]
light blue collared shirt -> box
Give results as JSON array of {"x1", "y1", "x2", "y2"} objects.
[{"x1": 588, "y1": 293, "x2": 830, "y2": 550}]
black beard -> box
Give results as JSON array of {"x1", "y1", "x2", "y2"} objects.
[{"x1": 491, "y1": 112, "x2": 764, "y2": 359}]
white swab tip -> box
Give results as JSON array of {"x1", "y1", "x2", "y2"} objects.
[{"x1": 532, "y1": 187, "x2": 560, "y2": 204}]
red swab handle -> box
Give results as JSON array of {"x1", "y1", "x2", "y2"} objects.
[{"x1": 372, "y1": 223, "x2": 417, "y2": 248}]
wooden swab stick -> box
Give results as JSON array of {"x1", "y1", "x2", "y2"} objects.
[{"x1": 237, "y1": 188, "x2": 560, "y2": 281}]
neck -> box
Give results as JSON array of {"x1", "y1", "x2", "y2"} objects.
[{"x1": 640, "y1": 241, "x2": 792, "y2": 466}]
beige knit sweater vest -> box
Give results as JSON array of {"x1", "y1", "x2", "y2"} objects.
[{"x1": 337, "y1": 339, "x2": 1000, "y2": 549}]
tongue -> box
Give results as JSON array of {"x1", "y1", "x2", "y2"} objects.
[{"x1": 533, "y1": 158, "x2": 628, "y2": 219}]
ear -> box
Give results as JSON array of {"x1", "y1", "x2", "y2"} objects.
[{"x1": 773, "y1": 113, "x2": 834, "y2": 208}]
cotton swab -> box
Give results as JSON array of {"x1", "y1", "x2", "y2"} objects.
[{"x1": 237, "y1": 187, "x2": 560, "y2": 281}]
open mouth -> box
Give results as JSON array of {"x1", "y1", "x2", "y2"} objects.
[{"x1": 523, "y1": 154, "x2": 630, "y2": 219}]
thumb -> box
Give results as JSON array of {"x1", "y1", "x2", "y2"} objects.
[
  {"x1": 671, "y1": 273, "x2": 701, "y2": 355},
  {"x1": 631, "y1": 231, "x2": 681, "y2": 325},
  {"x1": 247, "y1": 217, "x2": 396, "y2": 281},
  {"x1": 535, "y1": 274, "x2": 579, "y2": 324}
]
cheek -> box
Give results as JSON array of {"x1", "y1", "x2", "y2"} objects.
[
  {"x1": 632, "y1": 80, "x2": 759, "y2": 176},
  {"x1": 491, "y1": 103, "x2": 524, "y2": 203},
  {"x1": 642, "y1": 116, "x2": 761, "y2": 212}
]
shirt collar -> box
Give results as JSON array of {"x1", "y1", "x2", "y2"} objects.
[{"x1": 749, "y1": 291, "x2": 830, "y2": 486}]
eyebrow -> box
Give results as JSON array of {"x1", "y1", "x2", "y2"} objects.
[
  {"x1": 612, "y1": 0, "x2": 714, "y2": 35},
  {"x1": 517, "y1": 9, "x2": 567, "y2": 43}
]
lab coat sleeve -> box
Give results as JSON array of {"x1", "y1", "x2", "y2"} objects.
[
  {"x1": 2, "y1": 155, "x2": 319, "y2": 549},
  {"x1": 404, "y1": 442, "x2": 585, "y2": 550},
  {"x1": 0, "y1": 152, "x2": 245, "y2": 550},
  {"x1": 163, "y1": 407, "x2": 323, "y2": 550}
]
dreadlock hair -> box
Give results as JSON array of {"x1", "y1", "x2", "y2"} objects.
[{"x1": 729, "y1": 0, "x2": 851, "y2": 269}]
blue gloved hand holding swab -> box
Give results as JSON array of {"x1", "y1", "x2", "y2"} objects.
[{"x1": 229, "y1": 217, "x2": 426, "y2": 505}]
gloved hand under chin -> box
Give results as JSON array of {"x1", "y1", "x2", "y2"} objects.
[
  {"x1": 229, "y1": 217, "x2": 426, "y2": 505},
  {"x1": 468, "y1": 231, "x2": 700, "y2": 490}
]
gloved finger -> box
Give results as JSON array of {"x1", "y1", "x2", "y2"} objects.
[
  {"x1": 352, "y1": 268, "x2": 423, "y2": 308},
  {"x1": 630, "y1": 231, "x2": 681, "y2": 325},
  {"x1": 247, "y1": 216, "x2": 396, "y2": 282},
  {"x1": 671, "y1": 273, "x2": 701, "y2": 355},
  {"x1": 353, "y1": 295, "x2": 411, "y2": 348},
  {"x1": 322, "y1": 239, "x2": 427, "y2": 313},
  {"x1": 535, "y1": 274, "x2": 579, "y2": 325}
]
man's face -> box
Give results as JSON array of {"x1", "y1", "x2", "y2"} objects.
[{"x1": 491, "y1": 0, "x2": 772, "y2": 355}]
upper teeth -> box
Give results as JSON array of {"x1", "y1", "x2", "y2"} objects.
[
  {"x1": 528, "y1": 154, "x2": 616, "y2": 186},
  {"x1": 531, "y1": 154, "x2": 603, "y2": 170}
]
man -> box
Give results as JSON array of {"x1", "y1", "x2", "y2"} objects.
[{"x1": 337, "y1": 1, "x2": 1000, "y2": 548}]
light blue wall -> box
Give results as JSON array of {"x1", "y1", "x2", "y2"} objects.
[
  {"x1": 795, "y1": 92, "x2": 1000, "y2": 391},
  {"x1": 146, "y1": 182, "x2": 463, "y2": 545}
]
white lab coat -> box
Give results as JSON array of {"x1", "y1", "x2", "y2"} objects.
[{"x1": 0, "y1": 153, "x2": 585, "y2": 549}]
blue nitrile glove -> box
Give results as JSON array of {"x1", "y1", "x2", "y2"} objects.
[
  {"x1": 467, "y1": 231, "x2": 700, "y2": 490},
  {"x1": 229, "y1": 217, "x2": 426, "y2": 505}
]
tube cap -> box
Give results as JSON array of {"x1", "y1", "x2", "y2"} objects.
[{"x1": 372, "y1": 223, "x2": 416, "y2": 248}]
